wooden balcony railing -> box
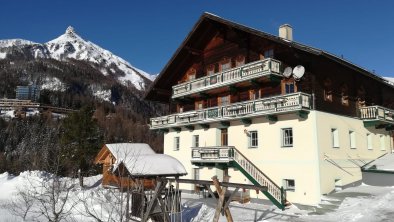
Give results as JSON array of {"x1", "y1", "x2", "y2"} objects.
[
  {"x1": 150, "y1": 92, "x2": 312, "y2": 129},
  {"x1": 360, "y1": 106, "x2": 394, "y2": 123},
  {"x1": 172, "y1": 58, "x2": 281, "y2": 99}
]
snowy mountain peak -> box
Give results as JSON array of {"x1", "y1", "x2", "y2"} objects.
[
  {"x1": 0, "y1": 27, "x2": 156, "y2": 91},
  {"x1": 66, "y1": 26, "x2": 75, "y2": 35}
]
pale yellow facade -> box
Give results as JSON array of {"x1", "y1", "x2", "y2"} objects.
[{"x1": 163, "y1": 110, "x2": 392, "y2": 205}]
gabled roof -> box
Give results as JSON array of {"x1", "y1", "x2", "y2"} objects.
[
  {"x1": 145, "y1": 12, "x2": 393, "y2": 102},
  {"x1": 113, "y1": 154, "x2": 187, "y2": 177},
  {"x1": 94, "y1": 143, "x2": 187, "y2": 177}
]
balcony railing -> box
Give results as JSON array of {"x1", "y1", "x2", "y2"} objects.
[
  {"x1": 172, "y1": 58, "x2": 281, "y2": 99},
  {"x1": 150, "y1": 92, "x2": 312, "y2": 129},
  {"x1": 360, "y1": 106, "x2": 394, "y2": 123}
]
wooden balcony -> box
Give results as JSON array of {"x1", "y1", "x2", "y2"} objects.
[
  {"x1": 172, "y1": 58, "x2": 282, "y2": 99},
  {"x1": 360, "y1": 106, "x2": 394, "y2": 128},
  {"x1": 150, "y1": 92, "x2": 312, "y2": 129}
]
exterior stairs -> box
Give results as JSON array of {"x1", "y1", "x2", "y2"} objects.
[{"x1": 191, "y1": 146, "x2": 287, "y2": 210}]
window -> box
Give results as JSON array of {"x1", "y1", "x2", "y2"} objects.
[
  {"x1": 341, "y1": 84, "x2": 349, "y2": 106},
  {"x1": 380, "y1": 135, "x2": 386, "y2": 151},
  {"x1": 195, "y1": 101, "x2": 203, "y2": 110},
  {"x1": 332, "y1": 128, "x2": 339, "y2": 148},
  {"x1": 193, "y1": 135, "x2": 199, "y2": 147},
  {"x1": 174, "y1": 137, "x2": 180, "y2": 151},
  {"x1": 248, "y1": 131, "x2": 258, "y2": 148},
  {"x1": 193, "y1": 168, "x2": 200, "y2": 180},
  {"x1": 324, "y1": 90, "x2": 333, "y2": 102},
  {"x1": 367, "y1": 133, "x2": 373, "y2": 150},
  {"x1": 349, "y1": 131, "x2": 356, "y2": 149},
  {"x1": 281, "y1": 128, "x2": 293, "y2": 147},
  {"x1": 249, "y1": 89, "x2": 260, "y2": 100},
  {"x1": 264, "y1": 49, "x2": 274, "y2": 58},
  {"x1": 219, "y1": 95, "x2": 230, "y2": 106},
  {"x1": 207, "y1": 64, "x2": 215, "y2": 75},
  {"x1": 285, "y1": 82, "x2": 295, "y2": 94},
  {"x1": 235, "y1": 55, "x2": 245, "y2": 67},
  {"x1": 283, "y1": 179, "x2": 295, "y2": 191},
  {"x1": 221, "y1": 58, "x2": 231, "y2": 71},
  {"x1": 324, "y1": 78, "x2": 333, "y2": 102}
]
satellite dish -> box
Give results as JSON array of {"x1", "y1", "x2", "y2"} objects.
[
  {"x1": 293, "y1": 65, "x2": 305, "y2": 80},
  {"x1": 283, "y1": 67, "x2": 293, "y2": 78}
]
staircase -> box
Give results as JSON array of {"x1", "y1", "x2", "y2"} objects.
[{"x1": 191, "y1": 146, "x2": 287, "y2": 210}]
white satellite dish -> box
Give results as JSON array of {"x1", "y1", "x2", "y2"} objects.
[
  {"x1": 293, "y1": 65, "x2": 305, "y2": 80},
  {"x1": 283, "y1": 67, "x2": 293, "y2": 78}
]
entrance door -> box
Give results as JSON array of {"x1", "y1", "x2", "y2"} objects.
[{"x1": 221, "y1": 129, "x2": 228, "y2": 146}]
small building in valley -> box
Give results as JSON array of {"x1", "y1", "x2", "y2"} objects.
[{"x1": 94, "y1": 143, "x2": 187, "y2": 189}]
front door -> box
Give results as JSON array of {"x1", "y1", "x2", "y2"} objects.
[{"x1": 221, "y1": 128, "x2": 228, "y2": 146}]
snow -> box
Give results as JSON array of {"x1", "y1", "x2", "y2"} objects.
[
  {"x1": 0, "y1": 39, "x2": 37, "y2": 47},
  {"x1": 363, "y1": 153, "x2": 394, "y2": 171},
  {"x1": 383, "y1": 77, "x2": 394, "y2": 86},
  {"x1": 92, "y1": 89, "x2": 111, "y2": 102},
  {"x1": 105, "y1": 143, "x2": 156, "y2": 158},
  {"x1": 1, "y1": 171, "x2": 394, "y2": 221},
  {"x1": 0, "y1": 27, "x2": 155, "y2": 91},
  {"x1": 41, "y1": 77, "x2": 66, "y2": 92},
  {"x1": 115, "y1": 154, "x2": 187, "y2": 176},
  {"x1": 44, "y1": 26, "x2": 154, "y2": 90},
  {"x1": 105, "y1": 143, "x2": 187, "y2": 176}
]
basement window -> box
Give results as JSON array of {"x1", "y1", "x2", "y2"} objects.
[{"x1": 283, "y1": 179, "x2": 295, "y2": 191}]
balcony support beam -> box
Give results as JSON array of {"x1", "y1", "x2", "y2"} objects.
[
  {"x1": 220, "y1": 121, "x2": 230, "y2": 128},
  {"x1": 267, "y1": 115, "x2": 278, "y2": 122},
  {"x1": 158, "y1": 128, "x2": 169, "y2": 133},
  {"x1": 241, "y1": 118, "x2": 252, "y2": 125},
  {"x1": 172, "y1": 127, "x2": 181, "y2": 132},
  {"x1": 185, "y1": 125, "x2": 195, "y2": 131},
  {"x1": 199, "y1": 124, "x2": 210, "y2": 129},
  {"x1": 297, "y1": 110, "x2": 309, "y2": 119}
]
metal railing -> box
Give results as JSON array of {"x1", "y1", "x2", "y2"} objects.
[
  {"x1": 172, "y1": 58, "x2": 281, "y2": 98},
  {"x1": 360, "y1": 106, "x2": 394, "y2": 123},
  {"x1": 150, "y1": 92, "x2": 311, "y2": 129},
  {"x1": 191, "y1": 146, "x2": 285, "y2": 205}
]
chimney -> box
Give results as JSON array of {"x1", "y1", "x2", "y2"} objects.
[{"x1": 279, "y1": 24, "x2": 293, "y2": 41}]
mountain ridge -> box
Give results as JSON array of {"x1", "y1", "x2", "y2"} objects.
[{"x1": 0, "y1": 26, "x2": 155, "y2": 91}]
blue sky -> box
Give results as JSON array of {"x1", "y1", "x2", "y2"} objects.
[{"x1": 1, "y1": 0, "x2": 394, "y2": 77}]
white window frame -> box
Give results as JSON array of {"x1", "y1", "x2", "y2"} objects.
[
  {"x1": 281, "y1": 128, "x2": 293, "y2": 147},
  {"x1": 349, "y1": 131, "x2": 356, "y2": 149},
  {"x1": 332, "y1": 128, "x2": 339, "y2": 148},
  {"x1": 193, "y1": 168, "x2": 200, "y2": 180},
  {"x1": 248, "y1": 130, "x2": 258, "y2": 148},
  {"x1": 367, "y1": 133, "x2": 373, "y2": 150},
  {"x1": 174, "y1": 137, "x2": 180, "y2": 151},
  {"x1": 380, "y1": 135, "x2": 386, "y2": 151},
  {"x1": 283, "y1": 179, "x2": 295, "y2": 191},
  {"x1": 192, "y1": 135, "x2": 199, "y2": 147}
]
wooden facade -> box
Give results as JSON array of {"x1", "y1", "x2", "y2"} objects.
[
  {"x1": 146, "y1": 13, "x2": 394, "y2": 120},
  {"x1": 94, "y1": 145, "x2": 155, "y2": 190}
]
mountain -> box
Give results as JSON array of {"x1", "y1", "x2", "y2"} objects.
[{"x1": 0, "y1": 26, "x2": 155, "y2": 91}]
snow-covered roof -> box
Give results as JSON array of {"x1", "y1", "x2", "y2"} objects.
[
  {"x1": 364, "y1": 153, "x2": 394, "y2": 171},
  {"x1": 114, "y1": 154, "x2": 187, "y2": 177},
  {"x1": 105, "y1": 143, "x2": 187, "y2": 177},
  {"x1": 384, "y1": 77, "x2": 394, "y2": 86},
  {"x1": 105, "y1": 143, "x2": 155, "y2": 160}
]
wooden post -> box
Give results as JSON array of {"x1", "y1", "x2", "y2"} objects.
[
  {"x1": 212, "y1": 175, "x2": 233, "y2": 222},
  {"x1": 142, "y1": 179, "x2": 167, "y2": 222}
]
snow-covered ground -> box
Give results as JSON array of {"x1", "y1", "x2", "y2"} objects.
[{"x1": 1, "y1": 171, "x2": 394, "y2": 221}]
